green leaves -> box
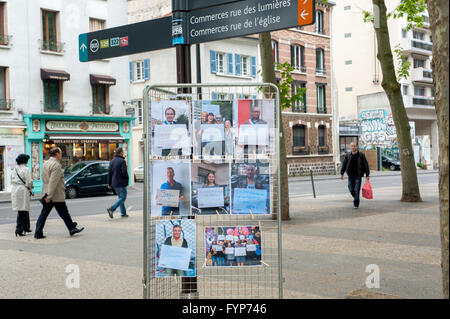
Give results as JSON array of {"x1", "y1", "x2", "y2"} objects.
[
  {"x1": 394, "y1": 44, "x2": 411, "y2": 80},
  {"x1": 276, "y1": 62, "x2": 305, "y2": 110}
]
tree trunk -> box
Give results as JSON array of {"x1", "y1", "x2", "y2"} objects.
[
  {"x1": 259, "y1": 31, "x2": 290, "y2": 221},
  {"x1": 427, "y1": 0, "x2": 449, "y2": 299},
  {"x1": 372, "y1": 0, "x2": 422, "y2": 202}
]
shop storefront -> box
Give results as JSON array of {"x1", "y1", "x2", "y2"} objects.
[
  {"x1": 23, "y1": 114, "x2": 133, "y2": 194},
  {"x1": 0, "y1": 122, "x2": 26, "y2": 192}
]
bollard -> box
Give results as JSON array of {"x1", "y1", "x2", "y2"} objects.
[{"x1": 310, "y1": 169, "x2": 316, "y2": 198}]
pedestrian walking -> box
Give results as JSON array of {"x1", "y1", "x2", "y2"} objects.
[
  {"x1": 340, "y1": 142, "x2": 370, "y2": 208},
  {"x1": 107, "y1": 148, "x2": 129, "y2": 218},
  {"x1": 34, "y1": 147, "x2": 84, "y2": 239},
  {"x1": 11, "y1": 154, "x2": 33, "y2": 236}
]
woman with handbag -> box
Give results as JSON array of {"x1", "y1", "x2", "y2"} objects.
[{"x1": 11, "y1": 154, "x2": 33, "y2": 236}]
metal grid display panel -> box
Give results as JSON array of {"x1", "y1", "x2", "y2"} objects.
[{"x1": 143, "y1": 84, "x2": 282, "y2": 299}]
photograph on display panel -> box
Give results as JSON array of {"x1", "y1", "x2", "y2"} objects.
[
  {"x1": 191, "y1": 161, "x2": 230, "y2": 215},
  {"x1": 156, "y1": 219, "x2": 196, "y2": 277},
  {"x1": 151, "y1": 160, "x2": 191, "y2": 216},
  {"x1": 193, "y1": 100, "x2": 234, "y2": 158},
  {"x1": 151, "y1": 100, "x2": 191, "y2": 157},
  {"x1": 234, "y1": 99, "x2": 275, "y2": 156},
  {"x1": 205, "y1": 226, "x2": 262, "y2": 267},
  {"x1": 231, "y1": 160, "x2": 270, "y2": 215}
]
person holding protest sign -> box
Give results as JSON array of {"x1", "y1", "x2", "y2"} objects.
[
  {"x1": 162, "y1": 224, "x2": 188, "y2": 277},
  {"x1": 161, "y1": 107, "x2": 182, "y2": 156},
  {"x1": 159, "y1": 167, "x2": 184, "y2": 215}
]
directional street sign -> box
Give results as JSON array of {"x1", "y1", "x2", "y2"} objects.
[
  {"x1": 185, "y1": 0, "x2": 315, "y2": 44},
  {"x1": 79, "y1": 0, "x2": 315, "y2": 62},
  {"x1": 79, "y1": 17, "x2": 172, "y2": 62}
]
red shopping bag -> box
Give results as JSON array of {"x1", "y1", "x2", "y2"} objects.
[{"x1": 362, "y1": 180, "x2": 373, "y2": 199}]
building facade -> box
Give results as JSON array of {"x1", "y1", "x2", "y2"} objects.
[
  {"x1": 271, "y1": 1, "x2": 337, "y2": 175},
  {"x1": 0, "y1": 0, "x2": 130, "y2": 194},
  {"x1": 332, "y1": 0, "x2": 437, "y2": 168}
]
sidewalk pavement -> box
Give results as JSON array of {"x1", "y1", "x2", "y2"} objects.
[{"x1": 0, "y1": 181, "x2": 442, "y2": 299}]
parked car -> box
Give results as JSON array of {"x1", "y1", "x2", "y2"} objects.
[
  {"x1": 64, "y1": 161, "x2": 114, "y2": 199},
  {"x1": 382, "y1": 156, "x2": 401, "y2": 171},
  {"x1": 134, "y1": 164, "x2": 144, "y2": 182}
]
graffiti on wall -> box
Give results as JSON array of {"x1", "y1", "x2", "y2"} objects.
[{"x1": 359, "y1": 108, "x2": 399, "y2": 158}]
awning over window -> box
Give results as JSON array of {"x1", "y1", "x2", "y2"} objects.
[
  {"x1": 48, "y1": 134, "x2": 124, "y2": 144},
  {"x1": 40, "y1": 68, "x2": 70, "y2": 81},
  {"x1": 90, "y1": 74, "x2": 116, "y2": 86}
]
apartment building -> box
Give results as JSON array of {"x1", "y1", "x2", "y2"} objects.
[
  {"x1": 0, "y1": 0, "x2": 130, "y2": 194},
  {"x1": 333, "y1": 0, "x2": 437, "y2": 168}
]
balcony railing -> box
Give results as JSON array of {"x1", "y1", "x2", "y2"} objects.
[
  {"x1": 411, "y1": 39, "x2": 432, "y2": 52},
  {"x1": 91, "y1": 103, "x2": 112, "y2": 115},
  {"x1": 412, "y1": 67, "x2": 433, "y2": 84},
  {"x1": 0, "y1": 34, "x2": 12, "y2": 46},
  {"x1": 294, "y1": 65, "x2": 307, "y2": 73},
  {"x1": 41, "y1": 101, "x2": 66, "y2": 112},
  {"x1": 0, "y1": 99, "x2": 14, "y2": 110},
  {"x1": 292, "y1": 104, "x2": 307, "y2": 113},
  {"x1": 316, "y1": 68, "x2": 326, "y2": 76},
  {"x1": 292, "y1": 145, "x2": 310, "y2": 155},
  {"x1": 318, "y1": 145, "x2": 329, "y2": 154},
  {"x1": 412, "y1": 96, "x2": 434, "y2": 107},
  {"x1": 40, "y1": 40, "x2": 65, "y2": 53},
  {"x1": 317, "y1": 106, "x2": 327, "y2": 114}
]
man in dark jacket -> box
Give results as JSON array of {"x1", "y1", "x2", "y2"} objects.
[
  {"x1": 340, "y1": 142, "x2": 370, "y2": 208},
  {"x1": 107, "y1": 148, "x2": 129, "y2": 218}
]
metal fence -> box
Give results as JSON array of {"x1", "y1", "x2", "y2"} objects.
[{"x1": 143, "y1": 83, "x2": 282, "y2": 299}]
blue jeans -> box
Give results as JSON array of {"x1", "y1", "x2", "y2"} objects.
[
  {"x1": 216, "y1": 257, "x2": 225, "y2": 266},
  {"x1": 348, "y1": 176, "x2": 362, "y2": 207},
  {"x1": 110, "y1": 187, "x2": 127, "y2": 215}
]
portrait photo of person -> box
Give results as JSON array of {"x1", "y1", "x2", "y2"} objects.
[
  {"x1": 152, "y1": 160, "x2": 191, "y2": 216},
  {"x1": 191, "y1": 162, "x2": 230, "y2": 215},
  {"x1": 151, "y1": 100, "x2": 191, "y2": 157},
  {"x1": 156, "y1": 220, "x2": 196, "y2": 277},
  {"x1": 204, "y1": 226, "x2": 262, "y2": 267},
  {"x1": 231, "y1": 160, "x2": 270, "y2": 215},
  {"x1": 235, "y1": 99, "x2": 275, "y2": 156},
  {"x1": 193, "y1": 100, "x2": 233, "y2": 158}
]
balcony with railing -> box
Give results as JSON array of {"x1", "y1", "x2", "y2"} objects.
[
  {"x1": 403, "y1": 95, "x2": 434, "y2": 108},
  {"x1": 402, "y1": 38, "x2": 433, "y2": 55},
  {"x1": 40, "y1": 40, "x2": 65, "y2": 53},
  {"x1": 412, "y1": 67, "x2": 433, "y2": 84},
  {"x1": 293, "y1": 65, "x2": 307, "y2": 73},
  {"x1": 317, "y1": 106, "x2": 327, "y2": 114},
  {"x1": 318, "y1": 145, "x2": 330, "y2": 155},
  {"x1": 292, "y1": 104, "x2": 307, "y2": 113},
  {"x1": 292, "y1": 145, "x2": 310, "y2": 155},
  {"x1": 91, "y1": 103, "x2": 112, "y2": 115},
  {"x1": 315, "y1": 68, "x2": 326, "y2": 76},
  {"x1": 0, "y1": 99, "x2": 14, "y2": 110},
  {"x1": 0, "y1": 34, "x2": 12, "y2": 46},
  {"x1": 41, "y1": 101, "x2": 66, "y2": 112}
]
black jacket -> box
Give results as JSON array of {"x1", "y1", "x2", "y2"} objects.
[
  {"x1": 164, "y1": 237, "x2": 188, "y2": 248},
  {"x1": 108, "y1": 155, "x2": 129, "y2": 187},
  {"x1": 340, "y1": 151, "x2": 370, "y2": 178}
]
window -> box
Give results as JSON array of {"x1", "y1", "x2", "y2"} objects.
[
  {"x1": 272, "y1": 40, "x2": 279, "y2": 66},
  {"x1": 137, "y1": 100, "x2": 143, "y2": 125},
  {"x1": 316, "y1": 49, "x2": 325, "y2": 75},
  {"x1": 344, "y1": 5, "x2": 351, "y2": 10},
  {"x1": 317, "y1": 84, "x2": 326, "y2": 113},
  {"x1": 413, "y1": 31, "x2": 425, "y2": 40},
  {"x1": 43, "y1": 79, "x2": 62, "y2": 112},
  {"x1": 0, "y1": 66, "x2": 10, "y2": 110},
  {"x1": 89, "y1": 18, "x2": 105, "y2": 31},
  {"x1": 345, "y1": 60, "x2": 352, "y2": 65},
  {"x1": 217, "y1": 52, "x2": 225, "y2": 73},
  {"x1": 413, "y1": 58, "x2": 425, "y2": 68},
  {"x1": 92, "y1": 84, "x2": 109, "y2": 114},
  {"x1": 315, "y1": 10, "x2": 324, "y2": 34},
  {"x1": 414, "y1": 86, "x2": 426, "y2": 96},
  {"x1": 344, "y1": 33, "x2": 352, "y2": 38},
  {"x1": 41, "y1": 10, "x2": 61, "y2": 52},
  {"x1": 241, "y1": 55, "x2": 249, "y2": 76},
  {"x1": 0, "y1": 2, "x2": 8, "y2": 45},
  {"x1": 291, "y1": 45, "x2": 305, "y2": 72},
  {"x1": 402, "y1": 29, "x2": 407, "y2": 38},
  {"x1": 345, "y1": 87, "x2": 353, "y2": 92},
  {"x1": 402, "y1": 84, "x2": 409, "y2": 95},
  {"x1": 135, "y1": 61, "x2": 144, "y2": 81},
  {"x1": 292, "y1": 82, "x2": 306, "y2": 112},
  {"x1": 217, "y1": 93, "x2": 227, "y2": 100},
  {"x1": 293, "y1": 125, "x2": 306, "y2": 147},
  {"x1": 318, "y1": 125, "x2": 326, "y2": 147}
]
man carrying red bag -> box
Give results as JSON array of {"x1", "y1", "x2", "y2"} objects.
[{"x1": 340, "y1": 142, "x2": 370, "y2": 209}]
